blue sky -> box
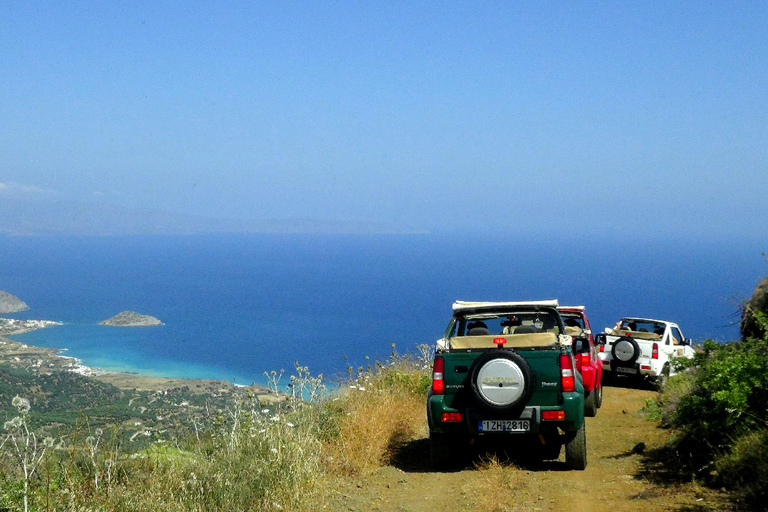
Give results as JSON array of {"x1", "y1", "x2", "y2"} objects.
[{"x1": 1, "y1": 2, "x2": 767, "y2": 237}]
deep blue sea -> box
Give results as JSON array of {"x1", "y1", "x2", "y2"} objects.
[{"x1": 1, "y1": 233, "x2": 766, "y2": 386}]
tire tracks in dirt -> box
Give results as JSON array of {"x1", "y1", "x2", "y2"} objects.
[{"x1": 326, "y1": 385, "x2": 735, "y2": 512}]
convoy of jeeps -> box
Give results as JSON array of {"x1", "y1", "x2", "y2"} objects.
[{"x1": 426, "y1": 299, "x2": 696, "y2": 471}]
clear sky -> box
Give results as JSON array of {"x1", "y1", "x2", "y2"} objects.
[{"x1": 1, "y1": 2, "x2": 767, "y2": 237}]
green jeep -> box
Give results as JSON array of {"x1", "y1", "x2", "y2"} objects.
[{"x1": 427, "y1": 300, "x2": 587, "y2": 470}]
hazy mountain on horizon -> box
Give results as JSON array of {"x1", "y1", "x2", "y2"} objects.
[{"x1": 0, "y1": 197, "x2": 419, "y2": 236}]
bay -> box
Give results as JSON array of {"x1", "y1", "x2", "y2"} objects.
[{"x1": 1, "y1": 233, "x2": 765, "y2": 386}]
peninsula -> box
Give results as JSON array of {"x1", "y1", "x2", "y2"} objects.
[
  {"x1": 0, "y1": 290, "x2": 29, "y2": 313},
  {"x1": 100, "y1": 311, "x2": 163, "y2": 327}
]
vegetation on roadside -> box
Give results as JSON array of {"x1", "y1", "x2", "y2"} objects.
[
  {"x1": 653, "y1": 270, "x2": 768, "y2": 508},
  {"x1": 0, "y1": 344, "x2": 432, "y2": 511}
]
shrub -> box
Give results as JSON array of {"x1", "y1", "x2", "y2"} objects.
[
  {"x1": 654, "y1": 284, "x2": 768, "y2": 503},
  {"x1": 715, "y1": 427, "x2": 768, "y2": 508}
]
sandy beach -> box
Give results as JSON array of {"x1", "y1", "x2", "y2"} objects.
[{"x1": 0, "y1": 318, "x2": 272, "y2": 397}]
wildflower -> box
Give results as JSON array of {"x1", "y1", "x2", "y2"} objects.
[
  {"x1": 358, "y1": 387, "x2": 366, "y2": 391},
  {"x1": 43, "y1": 437, "x2": 54, "y2": 448},
  {"x1": 12, "y1": 396, "x2": 30, "y2": 413},
  {"x1": 85, "y1": 436, "x2": 96, "y2": 447},
  {"x1": 5, "y1": 416, "x2": 23, "y2": 430},
  {"x1": 270, "y1": 448, "x2": 278, "y2": 454},
  {"x1": 261, "y1": 409, "x2": 270, "y2": 414},
  {"x1": 270, "y1": 415, "x2": 280, "y2": 422},
  {"x1": 94, "y1": 428, "x2": 103, "y2": 437},
  {"x1": 286, "y1": 422, "x2": 294, "y2": 427}
]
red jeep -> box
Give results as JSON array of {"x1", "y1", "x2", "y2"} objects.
[{"x1": 558, "y1": 306, "x2": 603, "y2": 417}]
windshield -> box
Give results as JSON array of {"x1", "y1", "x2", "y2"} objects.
[
  {"x1": 617, "y1": 319, "x2": 665, "y2": 336},
  {"x1": 447, "y1": 308, "x2": 564, "y2": 338}
]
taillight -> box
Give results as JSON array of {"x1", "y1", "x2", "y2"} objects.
[
  {"x1": 652, "y1": 343, "x2": 659, "y2": 360},
  {"x1": 441, "y1": 412, "x2": 463, "y2": 422},
  {"x1": 542, "y1": 410, "x2": 565, "y2": 420},
  {"x1": 432, "y1": 357, "x2": 444, "y2": 395},
  {"x1": 599, "y1": 344, "x2": 604, "y2": 353},
  {"x1": 560, "y1": 354, "x2": 575, "y2": 392},
  {"x1": 581, "y1": 352, "x2": 590, "y2": 367}
]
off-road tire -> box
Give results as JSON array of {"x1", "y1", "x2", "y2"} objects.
[
  {"x1": 565, "y1": 423, "x2": 587, "y2": 470},
  {"x1": 595, "y1": 378, "x2": 604, "y2": 408},
  {"x1": 429, "y1": 432, "x2": 466, "y2": 471},
  {"x1": 584, "y1": 387, "x2": 598, "y2": 417},
  {"x1": 469, "y1": 350, "x2": 535, "y2": 413}
]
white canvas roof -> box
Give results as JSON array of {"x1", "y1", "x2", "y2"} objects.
[
  {"x1": 558, "y1": 305, "x2": 585, "y2": 311},
  {"x1": 452, "y1": 300, "x2": 559, "y2": 313}
]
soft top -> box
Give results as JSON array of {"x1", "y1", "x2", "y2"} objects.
[
  {"x1": 558, "y1": 306, "x2": 585, "y2": 311},
  {"x1": 453, "y1": 300, "x2": 559, "y2": 313}
]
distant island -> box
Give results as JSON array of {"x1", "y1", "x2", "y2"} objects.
[
  {"x1": 0, "y1": 290, "x2": 29, "y2": 313},
  {"x1": 100, "y1": 311, "x2": 163, "y2": 327}
]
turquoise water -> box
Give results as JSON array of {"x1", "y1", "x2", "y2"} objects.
[{"x1": 1, "y1": 233, "x2": 765, "y2": 385}]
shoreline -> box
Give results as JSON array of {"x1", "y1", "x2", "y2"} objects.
[{"x1": 0, "y1": 319, "x2": 273, "y2": 397}]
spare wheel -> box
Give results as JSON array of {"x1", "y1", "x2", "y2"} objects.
[
  {"x1": 470, "y1": 351, "x2": 535, "y2": 412},
  {"x1": 611, "y1": 337, "x2": 640, "y2": 365}
]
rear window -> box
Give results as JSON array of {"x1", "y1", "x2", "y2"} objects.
[{"x1": 449, "y1": 309, "x2": 563, "y2": 337}]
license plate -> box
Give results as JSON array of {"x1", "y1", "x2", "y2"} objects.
[
  {"x1": 478, "y1": 420, "x2": 530, "y2": 432},
  {"x1": 615, "y1": 366, "x2": 638, "y2": 374}
]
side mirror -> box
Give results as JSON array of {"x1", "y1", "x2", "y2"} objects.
[
  {"x1": 684, "y1": 338, "x2": 693, "y2": 346},
  {"x1": 572, "y1": 338, "x2": 585, "y2": 353},
  {"x1": 595, "y1": 333, "x2": 606, "y2": 346}
]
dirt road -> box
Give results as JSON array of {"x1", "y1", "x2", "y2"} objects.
[{"x1": 327, "y1": 385, "x2": 735, "y2": 512}]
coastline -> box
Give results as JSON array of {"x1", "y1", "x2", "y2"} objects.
[{"x1": 0, "y1": 319, "x2": 273, "y2": 398}]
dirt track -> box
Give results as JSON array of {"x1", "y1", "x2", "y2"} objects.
[{"x1": 328, "y1": 384, "x2": 735, "y2": 512}]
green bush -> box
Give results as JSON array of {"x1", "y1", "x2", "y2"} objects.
[
  {"x1": 715, "y1": 427, "x2": 768, "y2": 507},
  {"x1": 656, "y1": 309, "x2": 768, "y2": 504}
]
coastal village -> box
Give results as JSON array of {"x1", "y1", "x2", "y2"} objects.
[{"x1": 0, "y1": 289, "x2": 275, "y2": 453}]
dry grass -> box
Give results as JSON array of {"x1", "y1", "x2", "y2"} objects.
[
  {"x1": 1, "y1": 349, "x2": 433, "y2": 510},
  {"x1": 469, "y1": 456, "x2": 532, "y2": 512},
  {"x1": 323, "y1": 384, "x2": 427, "y2": 475}
]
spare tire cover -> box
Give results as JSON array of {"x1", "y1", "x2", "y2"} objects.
[
  {"x1": 470, "y1": 351, "x2": 535, "y2": 411},
  {"x1": 612, "y1": 337, "x2": 640, "y2": 364}
]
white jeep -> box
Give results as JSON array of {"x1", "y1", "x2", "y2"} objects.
[{"x1": 596, "y1": 317, "x2": 695, "y2": 388}]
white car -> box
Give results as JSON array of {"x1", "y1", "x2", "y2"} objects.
[{"x1": 596, "y1": 317, "x2": 695, "y2": 388}]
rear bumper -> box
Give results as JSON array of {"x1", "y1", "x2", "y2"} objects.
[
  {"x1": 427, "y1": 392, "x2": 584, "y2": 436},
  {"x1": 600, "y1": 357, "x2": 663, "y2": 378}
]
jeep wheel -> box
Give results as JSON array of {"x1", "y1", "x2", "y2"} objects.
[
  {"x1": 584, "y1": 387, "x2": 598, "y2": 417},
  {"x1": 429, "y1": 432, "x2": 466, "y2": 470},
  {"x1": 469, "y1": 350, "x2": 535, "y2": 413},
  {"x1": 595, "y1": 378, "x2": 604, "y2": 408},
  {"x1": 565, "y1": 423, "x2": 587, "y2": 470},
  {"x1": 611, "y1": 336, "x2": 641, "y2": 365}
]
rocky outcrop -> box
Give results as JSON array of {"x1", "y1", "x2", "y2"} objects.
[
  {"x1": 99, "y1": 311, "x2": 163, "y2": 327},
  {"x1": 0, "y1": 291, "x2": 29, "y2": 313},
  {"x1": 742, "y1": 274, "x2": 768, "y2": 340}
]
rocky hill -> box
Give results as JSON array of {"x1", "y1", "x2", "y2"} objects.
[
  {"x1": 100, "y1": 311, "x2": 163, "y2": 327},
  {"x1": 0, "y1": 290, "x2": 29, "y2": 313}
]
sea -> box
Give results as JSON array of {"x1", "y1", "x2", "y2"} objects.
[{"x1": 1, "y1": 233, "x2": 766, "y2": 387}]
